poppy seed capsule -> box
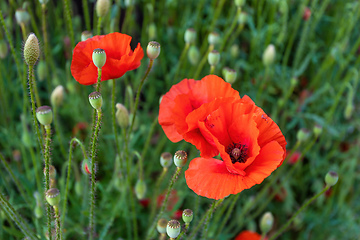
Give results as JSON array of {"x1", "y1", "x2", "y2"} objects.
[
  {"x1": 44, "y1": 165, "x2": 57, "y2": 179},
  {"x1": 115, "y1": 103, "x2": 129, "y2": 128},
  {"x1": 262, "y1": 44, "x2": 276, "y2": 67},
  {"x1": 224, "y1": 68, "x2": 237, "y2": 84},
  {"x1": 184, "y1": 28, "x2": 196, "y2": 44},
  {"x1": 92, "y1": 48, "x2": 107, "y2": 69},
  {"x1": 89, "y1": 91, "x2": 103, "y2": 110},
  {"x1": 166, "y1": 220, "x2": 181, "y2": 239},
  {"x1": 313, "y1": 124, "x2": 323, "y2": 137},
  {"x1": 157, "y1": 218, "x2": 168, "y2": 234},
  {"x1": 208, "y1": 50, "x2": 220, "y2": 66},
  {"x1": 135, "y1": 179, "x2": 147, "y2": 200},
  {"x1": 24, "y1": 33, "x2": 40, "y2": 66},
  {"x1": 147, "y1": 41, "x2": 161, "y2": 60},
  {"x1": 325, "y1": 171, "x2": 338, "y2": 187},
  {"x1": 260, "y1": 212, "x2": 274, "y2": 234},
  {"x1": 160, "y1": 152, "x2": 173, "y2": 169},
  {"x1": 188, "y1": 45, "x2": 200, "y2": 65},
  {"x1": 296, "y1": 128, "x2": 310, "y2": 143},
  {"x1": 182, "y1": 209, "x2": 193, "y2": 223},
  {"x1": 45, "y1": 188, "x2": 60, "y2": 206},
  {"x1": 36, "y1": 106, "x2": 53, "y2": 126},
  {"x1": 174, "y1": 150, "x2": 187, "y2": 168},
  {"x1": 208, "y1": 32, "x2": 220, "y2": 46},
  {"x1": 15, "y1": 9, "x2": 30, "y2": 25},
  {"x1": 81, "y1": 31, "x2": 93, "y2": 41},
  {"x1": 96, "y1": 0, "x2": 110, "y2": 17},
  {"x1": 234, "y1": 0, "x2": 246, "y2": 7}
]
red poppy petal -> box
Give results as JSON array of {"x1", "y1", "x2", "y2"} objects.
[{"x1": 235, "y1": 230, "x2": 263, "y2": 240}]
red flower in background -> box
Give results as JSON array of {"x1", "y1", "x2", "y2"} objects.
[
  {"x1": 71, "y1": 32, "x2": 144, "y2": 85},
  {"x1": 157, "y1": 190, "x2": 179, "y2": 211},
  {"x1": 235, "y1": 230, "x2": 266, "y2": 240}
]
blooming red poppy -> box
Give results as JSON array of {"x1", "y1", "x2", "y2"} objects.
[
  {"x1": 235, "y1": 230, "x2": 266, "y2": 240},
  {"x1": 71, "y1": 32, "x2": 144, "y2": 85}
]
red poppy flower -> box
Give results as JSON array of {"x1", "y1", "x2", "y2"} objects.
[
  {"x1": 71, "y1": 32, "x2": 144, "y2": 85},
  {"x1": 286, "y1": 150, "x2": 301, "y2": 165},
  {"x1": 235, "y1": 230, "x2": 266, "y2": 240},
  {"x1": 159, "y1": 75, "x2": 241, "y2": 158}
]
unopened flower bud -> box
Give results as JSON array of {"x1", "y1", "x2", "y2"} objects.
[
  {"x1": 92, "y1": 48, "x2": 106, "y2": 69},
  {"x1": 262, "y1": 44, "x2": 276, "y2": 66},
  {"x1": 224, "y1": 68, "x2": 237, "y2": 84},
  {"x1": 344, "y1": 102, "x2": 354, "y2": 120},
  {"x1": 238, "y1": 12, "x2": 248, "y2": 24},
  {"x1": 36, "y1": 61, "x2": 46, "y2": 82},
  {"x1": 0, "y1": 40, "x2": 8, "y2": 59},
  {"x1": 231, "y1": 44, "x2": 240, "y2": 58},
  {"x1": 89, "y1": 91, "x2": 103, "y2": 110},
  {"x1": 15, "y1": 9, "x2": 30, "y2": 25},
  {"x1": 313, "y1": 124, "x2": 322, "y2": 137},
  {"x1": 184, "y1": 28, "x2": 196, "y2": 44},
  {"x1": 188, "y1": 45, "x2": 200, "y2": 65},
  {"x1": 166, "y1": 220, "x2": 181, "y2": 238},
  {"x1": 81, "y1": 31, "x2": 93, "y2": 41},
  {"x1": 24, "y1": 33, "x2": 40, "y2": 66},
  {"x1": 260, "y1": 212, "x2": 274, "y2": 234},
  {"x1": 208, "y1": 32, "x2": 220, "y2": 46},
  {"x1": 147, "y1": 41, "x2": 161, "y2": 60},
  {"x1": 325, "y1": 171, "x2": 338, "y2": 187},
  {"x1": 44, "y1": 165, "x2": 56, "y2": 179},
  {"x1": 135, "y1": 179, "x2": 147, "y2": 200},
  {"x1": 296, "y1": 128, "x2": 310, "y2": 143},
  {"x1": 148, "y1": 23, "x2": 157, "y2": 40},
  {"x1": 208, "y1": 50, "x2": 220, "y2": 66},
  {"x1": 34, "y1": 205, "x2": 43, "y2": 218},
  {"x1": 157, "y1": 218, "x2": 168, "y2": 234},
  {"x1": 45, "y1": 188, "x2": 60, "y2": 206},
  {"x1": 36, "y1": 106, "x2": 53, "y2": 126},
  {"x1": 174, "y1": 150, "x2": 187, "y2": 168},
  {"x1": 96, "y1": 0, "x2": 110, "y2": 17},
  {"x1": 115, "y1": 103, "x2": 129, "y2": 128},
  {"x1": 160, "y1": 152, "x2": 173, "y2": 169},
  {"x1": 182, "y1": 209, "x2": 193, "y2": 223},
  {"x1": 51, "y1": 85, "x2": 65, "y2": 107},
  {"x1": 81, "y1": 159, "x2": 92, "y2": 175}
]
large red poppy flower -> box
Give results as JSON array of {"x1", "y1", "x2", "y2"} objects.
[
  {"x1": 71, "y1": 32, "x2": 144, "y2": 85},
  {"x1": 235, "y1": 230, "x2": 266, "y2": 240},
  {"x1": 184, "y1": 95, "x2": 286, "y2": 200},
  {"x1": 159, "y1": 75, "x2": 241, "y2": 158}
]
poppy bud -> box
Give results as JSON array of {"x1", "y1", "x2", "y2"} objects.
[
  {"x1": 51, "y1": 85, "x2": 65, "y2": 107},
  {"x1": 238, "y1": 12, "x2": 248, "y2": 24},
  {"x1": 0, "y1": 40, "x2": 8, "y2": 59},
  {"x1": 344, "y1": 102, "x2": 354, "y2": 120},
  {"x1": 96, "y1": 0, "x2": 110, "y2": 17},
  {"x1": 45, "y1": 188, "x2": 60, "y2": 206},
  {"x1": 22, "y1": 131, "x2": 32, "y2": 148},
  {"x1": 224, "y1": 68, "x2": 237, "y2": 84},
  {"x1": 166, "y1": 220, "x2": 181, "y2": 239},
  {"x1": 92, "y1": 48, "x2": 106, "y2": 69},
  {"x1": 157, "y1": 218, "x2": 168, "y2": 234},
  {"x1": 44, "y1": 165, "x2": 57, "y2": 179},
  {"x1": 36, "y1": 106, "x2": 53, "y2": 126},
  {"x1": 115, "y1": 103, "x2": 129, "y2": 128},
  {"x1": 15, "y1": 9, "x2": 30, "y2": 25},
  {"x1": 148, "y1": 23, "x2": 157, "y2": 40},
  {"x1": 231, "y1": 44, "x2": 240, "y2": 58},
  {"x1": 135, "y1": 179, "x2": 147, "y2": 200},
  {"x1": 234, "y1": 0, "x2": 245, "y2": 7},
  {"x1": 182, "y1": 209, "x2": 193, "y2": 223},
  {"x1": 260, "y1": 212, "x2": 274, "y2": 234},
  {"x1": 34, "y1": 205, "x2": 43, "y2": 218},
  {"x1": 81, "y1": 31, "x2": 93, "y2": 41},
  {"x1": 325, "y1": 171, "x2": 338, "y2": 187},
  {"x1": 188, "y1": 45, "x2": 200, "y2": 65},
  {"x1": 208, "y1": 31, "x2": 220, "y2": 46},
  {"x1": 36, "y1": 61, "x2": 46, "y2": 82},
  {"x1": 262, "y1": 44, "x2": 276, "y2": 67},
  {"x1": 184, "y1": 28, "x2": 196, "y2": 44},
  {"x1": 147, "y1": 41, "x2": 161, "y2": 60},
  {"x1": 296, "y1": 128, "x2": 310, "y2": 143},
  {"x1": 160, "y1": 152, "x2": 173, "y2": 169},
  {"x1": 24, "y1": 33, "x2": 40, "y2": 66},
  {"x1": 89, "y1": 91, "x2": 103, "y2": 110},
  {"x1": 208, "y1": 50, "x2": 220, "y2": 66},
  {"x1": 81, "y1": 159, "x2": 92, "y2": 175},
  {"x1": 174, "y1": 150, "x2": 187, "y2": 168},
  {"x1": 313, "y1": 124, "x2": 322, "y2": 137}
]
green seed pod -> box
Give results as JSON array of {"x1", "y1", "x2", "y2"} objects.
[
  {"x1": 174, "y1": 150, "x2": 187, "y2": 168},
  {"x1": 36, "y1": 106, "x2": 53, "y2": 126},
  {"x1": 51, "y1": 85, "x2": 65, "y2": 107},
  {"x1": 15, "y1": 9, "x2": 30, "y2": 25},
  {"x1": 148, "y1": 23, "x2": 157, "y2": 40},
  {"x1": 21, "y1": 131, "x2": 32, "y2": 148},
  {"x1": 208, "y1": 31, "x2": 220, "y2": 46},
  {"x1": 81, "y1": 31, "x2": 93, "y2": 41},
  {"x1": 160, "y1": 152, "x2": 172, "y2": 169},
  {"x1": 344, "y1": 102, "x2": 354, "y2": 120},
  {"x1": 208, "y1": 50, "x2": 220, "y2": 66},
  {"x1": 44, "y1": 165, "x2": 57, "y2": 179},
  {"x1": 296, "y1": 128, "x2": 310, "y2": 143},
  {"x1": 157, "y1": 218, "x2": 168, "y2": 234},
  {"x1": 313, "y1": 124, "x2": 323, "y2": 137},
  {"x1": 262, "y1": 44, "x2": 276, "y2": 67},
  {"x1": 45, "y1": 188, "x2": 60, "y2": 206},
  {"x1": 238, "y1": 12, "x2": 248, "y2": 24},
  {"x1": 147, "y1": 41, "x2": 161, "y2": 60},
  {"x1": 34, "y1": 205, "x2": 43, "y2": 218},
  {"x1": 184, "y1": 28, "x2": 196, "y2": 44},
  {"x1": 182, "y1": 209, "x2": 193, "y2": 223},
  {"x1": 36, "y1": 61, "x2": 46, "y2": 82},
  {"x1": 89, "y1": 91, "x2": 103, "y2": 110},
  {"x1": 0, "y1": 40, "x2": 8, "y2": 59},
  {"x1": 188, "y1": 45, "x2": 200, "y2": 65},
  {"x1": 230, "y1": 44, "x2": 240, "y2": 58},
  {"x1": 166, "y1": 220, "x2": 181, "y2": 239},
  {"x1": 115, "y1": 103, "x2": 129, "y2": 128},
  {"x1": 96, "y1": 0, "x2": 110, "y2": 17},
  {"x1": 234, "y1": 0, "x2": 246, "y2": 7},
  {"x1": 92, "y1": 48, "x2": 107, "y2": 69},
  {"x1": 325, "y1": 171, "x2": 338, "y2": 187},
  {"x1": 135, "y1": 179, "x2": 147, "y2": 200},
  {"x1": 260, "y1": 212, "x2": 274, "y2": 234},
  {"x1": 23, "y1": 33, "x2": 40, "y2": 66},
  {"x1": 224, "y1": 68, "x2": 237, "y2": 84}
]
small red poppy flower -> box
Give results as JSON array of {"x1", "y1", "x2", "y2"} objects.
[
  {"x1": 303, "y1": 7, "x2": 311, "y2": 21},
  {"x1": 235, "y1": 230, "x2": 266, "y2": 240},
  {"x1": 139, "y1": 198, "x2": 150, "y2": 208},
  {"x1": 172, "y1": 209, "x2": 183, "y2": 220},
  {"x1": 157, "y1": 190, "x2": 179, "y2": 211},
  {"x1": 71, "y1": 32, "x2": 144, "y2": 85},
  {"x1": 286, "y1": 150, "x2": 301, "y2": 165}
]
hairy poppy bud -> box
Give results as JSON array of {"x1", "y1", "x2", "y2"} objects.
[
  {"x1": 208, "y1": 50, "x2": 220, "y2": 66},
  {"x1": 184, "y1": 28, "x2": 196, "y2": 44},
  {"x1": 208, "y1": 31, "x2": 220, "y2": 46},
  {"x1": 174, "y1": 150, "x2": 187, "y2": 168},
  {"x1": 182, "y1": 209, "x2": 193, "y2": 223},
  {"x1": 0, "y1": 40, "x2": 8, "y2": 59},
  {"x1": 262, "y1": 44, "x2": 276, "y2": 66},
  {"x1": 157, "y1": 218, "x2": 168, "y2": 234},
  {"x1": 92, "y1": 48, "x2": 106, "y2": 69},
  {"x1": 135, "y1": 179, "x2": 147, "y2": 200},
  {"x1": 36, "y1": 106, "x2": 53, "y2": 126},
  {"x1": 115, "y1": 103, "x2": 129, "y2": 128},
  {"x1": 89, "y1": 91, "x2": 103, "y2": 110},
  {"x1": 188, "y1": 45, "x2": 200, "y2": 65},
  {"x1": 96, "y1": 0, "x2": 110, "y2": 17},
  {"x1": 24, "y1": 33, "x2": 40, "y2": 66},
  {"x1": 147, "y1": 41, "x2": 161, "y2": 60},
  {"x1": 325, "y1": 171, "x2": 338, "y2": 187},
  {"x1": 15, "y1": 9, "x2": 30, "y2": 25},
  {"x1": 160, "y1": 152, "x2": 173, "y2": 169},
  {"x1": 45, "y1": 188, "x2": 60, "y2": 206},
  {"x1": 81, "y1": 31, "x2": 93, "y2": 41},
  {"x1": 260, "y1": 212, "x2": 274, "y2": 234},
  {"x1": 51, "y1": 85, "x2": 65, "y2": 107}
]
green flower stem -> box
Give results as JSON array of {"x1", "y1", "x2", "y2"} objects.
[
  {"x1": 97, "y1": 16, "x2": 102, "y2": 35},
  {"x1": 256, "y1": 66, "x2": 270, "y2": 104},
  {"x1": 172, "y1": 43, "x2": 190, "y2": 84},
  {"x1": 28, "y1": 144, "x2": 42, "y2": 195},
  {"x1": 201, "y1": 201, "x2": 216, "y2": 239},
  {"x1": 53, "y1": 105, "x2": 68, "y2": 159},
  {"x1": 219, "y1": 7, "x2": 241, "y2": 53},
  {"x1": 44, "y1": 124, "x2": 52, "y2": 240},
  {"x1": 111, "y1": 79, "x2": 121, "y2": 155},
  {"x1": 54, "y1": 206, "x2": 62, "y2": 240},
  {"x1": 0, "y1": 192, "x2": 39, "y2": 240},
  {"x1": 209, "y1": 65, "x2": 215, "y2": 74},
  {"x1": 209, "y1": 0, "x2": 226, "y2": 31},
  {"x1": 215, "y1": 193, "x2": 241, "y2": 237},
  {"x1": 82, "y1": 0, "x2": 91, "y2": 31},
  {"x1": 140, "y1": 116, "x2": 158, "y2": 166},
  {"x1": 188, "y1": 199, "x2": 224, "y2": 240},
  {"x1": 149, "y1": 167, "x2": 168, "y2": 222},
  {"x1": 193, "y1": 44, "x2": 214, "y2": 80},
  {"x1": 268, "y1": 186, "x2": 330, "y2": 240},
  {"x1": 63, "y1": 0, "x2": 75, "y2": 49},
  {"x1": 89, "y1": 109, "x2": 102, "y2": 240},
  {"x1": 62, "y1": 137, "x2": 87, "y2": 227},
  {"x1": 176, "y1": 222, "x2": 190, "y2": 240},
  {"x1": 146, "y1": 167, "x2": 182, "y2": 240},
  {"x1": 96, "y1": 68, "x2": 102, "y2": 92}
]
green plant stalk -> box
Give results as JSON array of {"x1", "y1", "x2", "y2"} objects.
[
  {"x1": 256, "y1": 0, "x2": 266, "y2": 30},
  {"x1": 215, "y1": 193, "x2": 241, "y2": 237},
  {"x1": 193, "y1": 44, "x2": 214, "y2": 79},
  {"x1": 89, "y1": 109, "x2": 102, "y2": 240},
  {"x1": 96, "y1": 68, "x2": 102, "y2": 92},
  {"x1": 44, "y1": 124, "x2": 52, "y2": 240},
  {"x1": 172, "y1": 43, "x2": 190, "y2": 84},
  {"x1": 219, "y1": 7, "x2": 241, "y2": 53},
  {"x1": 111, "y1": 79, "x2": 121, "y2": 155},
  {"x1": 149, "y1": 168, "x2": 168, "y2": 222},
  {"x1": 201, "y1": 201, "x2": 216, "y2": 239},
  {"x1": 28, "y1": 144, "x2": 42, "y2": 194},
  {"x1": 97, "y1": 16, "x2": 102, "y2": 35},
  {"x1": 53, "y1": 105, "x2": 68, "y2": 159},
  {"x1": 0, "y1": 192, "x2": 39, "y2": 240},
  {"x1": 268, "y1": 186, "x2": 330, "y2": 240},
  {"x1": 209, "y1": 65, "x2": 215, "y2": 75},
  {"x1": 82, "y1": 0, "x2": 91, "y2": 31},
  {"x1": 264, "y1": 1, "x2": 276, "y2": 46},
  {"x1": 146, "y1": 167, "x2": 182, "y2": 239},
  {"x1": 256, "y1": 66, "x2": 270, "y2": 104},
  {"x1": 209, "y1": 0, "x2": 226, "y2": 31},
  {"x1": 141, "y1": 116, "x2": 158, "y2": 166},
  {"x1": 54, "y1": 206, "x2": 62, "y2": 240},
  {"x1": 63, "y1": 0, "x2": 75, "y2": 49},
  {"x1": 176, "y1": 222, "x2": 190, "y2": 240}
]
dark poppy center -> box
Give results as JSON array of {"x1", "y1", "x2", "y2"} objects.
[{"x1": 226, "y1": 143, "x2": 248, "y2": 164}]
